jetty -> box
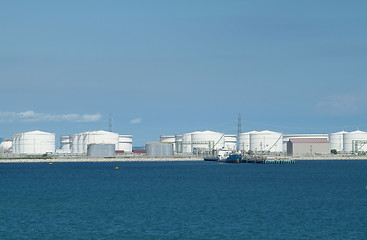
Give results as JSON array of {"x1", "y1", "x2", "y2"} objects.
[{"x1": 243, "y1": 159, "x2": 296, "y2": 164}]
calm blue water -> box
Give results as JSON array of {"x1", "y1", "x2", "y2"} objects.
[{"x1": 1, "y1": 160, "x2": 367, "y2": 239}]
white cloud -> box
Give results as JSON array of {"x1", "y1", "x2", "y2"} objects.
[
  {"x1": 315, "y1": 94, "x2": 358, "y2": 116},
  {"x1": 130, "y1": 118, "x2": 142, "y2": 124},
  {"x1": 0, "y1": 110, "x2": 102, "y2": 123},
  {"x1": 79, "y1": 114, "x2": 102, "y2": 122}
]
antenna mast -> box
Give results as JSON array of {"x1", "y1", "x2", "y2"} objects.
[
  {"x1": 237, "y1": 113, "x2": 242, "y2": 151},
  {"x1": 109, "y1": 113, "x2": 112, "y2": 132}
]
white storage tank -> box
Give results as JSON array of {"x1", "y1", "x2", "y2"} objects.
[
  {"x1": 160, "y1": 135, "x2": 176, "y2": 152},
  {"x1": 12, "y1": 130, "x2": 55, "y2": 154},
  {"x1": 77, "y1": 134, "x2": 84, "y2": 154},
  {"x1": 175, "y1": 134, "x2": 183, "y2": 154},
  {"x1": 191, "y1": 130, "x2": 225, "y2": 152},
  {"x1": 160, "y1": 135, "x2": 175, "y2": 143},
  {"x1": 343, "y1": 130, "x2": 367, "y2": 153},
  {"x1": 70, "y1": 131, "x2": 119, "y2": 154},
  {"x1": 12, "y1": 134, "x2": 20, "y2": 154},
  {"x1": 146, "y1": 142, "x2": 174, "y2": 157},
  {"x1": 182, "y1": 133, "x2": 192, "y2": 154},
  {"x1": 250, "y1": 130, "x2": 283, "y2": 153},
  {"x1": 89, "y1": 131, "x2": 119, "y2": 150},
  {"x1": 118, "y1": 135, "x2": 133, "y2": 153},
  {"x1": 224, "y1": 134, "x2": 237, "y2": 151},
  {"x1": 83, "y1": 131, "x2": 119, "y2": 154},
  {"x1": 238, "y1": 131, "x2": 257, "y2": 151},
  {"x1": 71, "y1": 134, "x2": 79, "y2": 154},
  {"x1": 0, "y1": 140, "x2": 13, "y2": 153},
  {"x1": 60, "y1": 136, "x2": 71, "y2": 151},
  {"x1": 329, "y1": 131, "x2": 347, "y2": 152},
  {"x1": 82, "y1": 133, "x2": 89, "y2": 153}
]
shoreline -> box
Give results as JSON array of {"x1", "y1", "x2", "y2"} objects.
[
  {"x1": 0, "y1": 156, "x2": 203, "y2": 163},
  {"x1": 1, "y1": 155, "x2": 367, "y2": 163}
]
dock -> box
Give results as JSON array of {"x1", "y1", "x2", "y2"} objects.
[{"x1": 241, "y1": 158, "x2": 295, "y2": 164}]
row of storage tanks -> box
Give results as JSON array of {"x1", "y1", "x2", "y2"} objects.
[
  {"x1": 329, "y1": 130, "x2": 367, "y2": 152},
  {"x1": 156, "y1": 131, "x2": 237, "y2": 155},
  {"x1": 60, "y1": 131, "x2": 132, "y2": 154},
  {"x1": 10, "y1": 130, "x2": 132, "y2": 155},
  {"x1": 147, "y1": 130, "x2": 367, "y2": 156},
  {"x1": 5, "y1": 129, "x2": 367, "y2": 155},
  {"x1": 154, "y1": 130, "x2": 283, "y2": 155},
  {"x1": 149, "y1": 130, "x2": 282, "y2": 156}
]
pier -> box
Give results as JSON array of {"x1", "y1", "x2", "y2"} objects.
[{"x1": 242, "y1": 158, "x2": 295, "y2": 164}]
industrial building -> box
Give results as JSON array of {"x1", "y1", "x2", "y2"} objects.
[
  {"x1": 12, "y1": 130, "x2": 55, "y2": 155},
  {"x1": 287, "y1": 138, "x2": 330, "y2": 156},
  {"x1": 282, "y1": 134, "x2": 329, "y2": 153}
]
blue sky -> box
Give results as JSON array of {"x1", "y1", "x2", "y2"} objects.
[{"x1": 1, "y1": 0, "x2": 367, "y2": 146}]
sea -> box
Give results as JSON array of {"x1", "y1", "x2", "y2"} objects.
[{"x1": 1, "y1": 160, "x2": 367, "y2": 239}]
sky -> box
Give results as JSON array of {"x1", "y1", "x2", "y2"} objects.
[{"x1": 1, "y1": 0, "x2": 367, "y2": 147}]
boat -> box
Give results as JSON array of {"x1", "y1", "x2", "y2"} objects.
[
  {"x1": 203, "y1": 156, "x2": 219, "y2": 161},
  {"x1": 220, "y1": 154, "x2": 242, "y2": 163}
]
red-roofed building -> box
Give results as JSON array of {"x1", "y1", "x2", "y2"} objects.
[{"x1": 287, "y1": 138, "x2": 330, "y2": 156}]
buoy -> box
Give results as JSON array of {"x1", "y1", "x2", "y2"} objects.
[
  {"x1": 115, "y1": 166, "x2": 119, "y2": 170},
  {"x1": 49, "y1": 162, "x2": 53, "y2": 165}
]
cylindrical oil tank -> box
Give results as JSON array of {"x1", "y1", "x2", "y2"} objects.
[
  {"x1": 18, "y1": 134, "x2": 25, "y2": 154},
  {"x1": 86, "y1": 130, "x2": 119, "y2": 152},
  {"x1": 118, "y1": 135, "x2": 133, "y2": 152},
  {"x1": 87, "y1": 144, "x2": 116, "y2": 158},
  {"x1": 224, "y1": 134, "x2": 237, "y2": 151},
  {"x1": 175, "y1": 134, "x2": 183, "y2": 153},
  {"x1": 238, "y1": 131, "x2": 257, "y2": 151},
  {"x1": 60, "y1": 135, "x2": 71, "y2": 151},
  {"x1": 15, "y1": 131, "x2": 55, "y2": 154},
  {"x1": 71, "y1": 134, "x2": 79, "y2": 153},
  {"x1": 160, "y1": 135, "x2": 175, "y2": 143},
  {"x1": 250, "y1": 130, "x2": 283, "y2": 153},
  {"x1": 191, "y1": 130, "x2": 225, "y2": 152},
  {"x1": 160, "y1": 135, "x2": 176, "y2": 152},
  {"x1": 329, "y1": 131, "x2": 347, "y2": 152},
  {"x1": 146, "y1": 142, "x2": 174, "y2": 157},
  {"x1": 182, "y1": 133, "x2": 192, "y2": 154},
  {"x1": 343, "y1": 130, "x2": 367, "y2": 152},
  {"x1": 82, "y1": 133, "x2": 89, "y2": 153},
  {"x1": 0, "y1": 140, "x2": 13, "y2": 152},
  {"x1": 12, "y1": 134, "x2": 20, "y2": 154},
  {"x1": 77, "y1": 134, "x2": 84, "y2": 154}
]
